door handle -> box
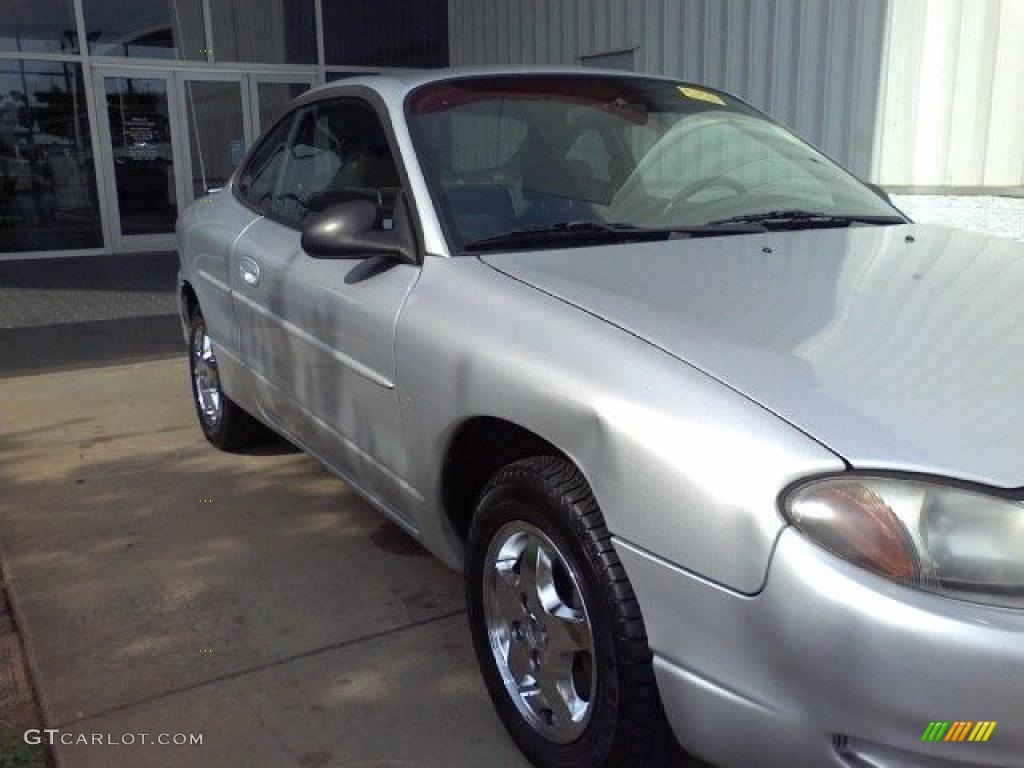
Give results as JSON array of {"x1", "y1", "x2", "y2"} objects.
[{"x1": 239, "y1": 257, "x2": 261, "y2": 287}]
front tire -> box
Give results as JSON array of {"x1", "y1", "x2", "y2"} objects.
[
  {"x1": 188, "y1": 308, "x2": 265, "y2": 450},
  {"x1": 466, "y1": 456, "x2": 680, "y2": 767}
]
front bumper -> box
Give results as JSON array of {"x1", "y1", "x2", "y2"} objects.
[{"x1": 617, "y1": 529, "x2": 1024, "y2": 768}]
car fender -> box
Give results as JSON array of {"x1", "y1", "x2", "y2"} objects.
[
  {"x1": 395, "y1": 254, "x2": 846, "y2": 594},
  {"x1": 176, "y1": 189, "x2": 263, "y2": 400}
]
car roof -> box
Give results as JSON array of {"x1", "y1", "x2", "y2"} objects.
[{"x1": 304, "y1": 65, "x2": 702, "y2": 102}]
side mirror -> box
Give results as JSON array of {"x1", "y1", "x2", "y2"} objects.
[{"x1": 301, "y1": 197, "x2": 418, "y2": 264}]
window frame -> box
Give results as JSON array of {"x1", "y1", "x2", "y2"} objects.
[
  {"x1": 233, "y1": 103, "x2": 301, "y2": 225},
  {"x1": 231, "y1": 88, "x2": 424, "y2": 262}
]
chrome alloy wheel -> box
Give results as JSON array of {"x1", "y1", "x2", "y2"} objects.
[
  {"x1": 191, "y1": 326, "x2": 222, "y2": 426},
  {"x1": 483, "y1": 521, "x2": 596, "y2": 744}
]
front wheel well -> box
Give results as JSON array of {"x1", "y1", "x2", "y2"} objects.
[
  {"x1": 181, "y1": 281, "x2": 199, "y2": 321},
  {"x1": 441, "y1": 417, "x2": 568, "y2": 543}
]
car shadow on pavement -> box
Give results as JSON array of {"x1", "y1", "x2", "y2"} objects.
[
  {"x1": 0, "y1": 365, "x2": 518, "y2": 766},
  {"x1": 0, "y1": 355, "x2": 714, "y2": 767},
  {"x1": 0, "y1": 314, "x2": 183, "y2": 379},
  {"x1": 232, "y1": 433, "x2": 302, "y2": 456},
  {"x1": 0, "y1": 251, "x2": 183, "y2": 379}
]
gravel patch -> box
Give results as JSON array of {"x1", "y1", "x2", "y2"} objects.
[{"x1": 891, "y1": 194, "x2": 1024, "y2": 242}]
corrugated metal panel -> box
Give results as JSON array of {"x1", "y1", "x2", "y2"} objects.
[
  {"x1": 642, "y1": 0, "x2": 891, "y2": 178},
  {"x1": 579, "y1": 0, "x2": 642, "y2": 55},
  {"x1": 449, "y1": 0, "x2": 890, "y2": 178},
  {"x1": 449, "y1": 0, "x2": 582, "y2": 65},
  {"x1": 875, "y1": 0, "x2": 1024, "y2": 188}
]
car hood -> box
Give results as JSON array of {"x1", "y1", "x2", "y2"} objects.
[{"x1": 481, "y1": 223, "x2": 1024, "y2": 489}]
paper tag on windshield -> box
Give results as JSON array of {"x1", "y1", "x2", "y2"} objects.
[{"x1": 678, "y1": 86, "x2": 725, "y2": 106}]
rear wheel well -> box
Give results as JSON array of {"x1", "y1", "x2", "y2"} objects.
[{"x1": 442, "y1": 417, "x2": 567, "y2": 543}]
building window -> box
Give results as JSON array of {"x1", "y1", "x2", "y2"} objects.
[
  {"x1": 103, "y1": 76, "x2": 178, "y2": 235},
  {"x1": 184, "y1": 80, "x2": 246, "y2": 198},
  {"x1": 209, "y1": 0, "x2": 317, "y2": 64},
  {"x1": 82, "y1": 0, "x2": 206, "y2": 59},
  {"x1": 0, "y1": 0, "x2": 79, "y2": 54},
  {"x1": 324, "y1": 71, "x2": 377, "y2": 83},
  {"x1": 323, "y1": 0, "x2": 448, "y2": 68},
  {"x1": 0, "y1": 60, "x2": 103, "y2": 252},
  {"x1": 256, "y1": 82, "x2": 309, "y2": 133}
]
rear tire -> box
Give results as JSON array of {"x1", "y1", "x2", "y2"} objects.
[
  {"x1": 188, "y1": 307, "x2": 265, "y2": 450},
  {"x1": 466, "y1": 456, "x2": 681, "y2": 767}
]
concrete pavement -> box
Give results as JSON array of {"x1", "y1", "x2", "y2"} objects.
[
  {"x1": 0, "y1": 252, "x2": 181, "y2": 378},
  {"x1": 0, "y1": 357, "x2": 530, "y2": 767}
]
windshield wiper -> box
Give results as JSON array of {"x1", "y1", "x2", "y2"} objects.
[
  {"x1": 464, "y1": 221, "x2": 665, "y2": 251},
  {"x1": 464, "y1": 220, "x2": 766, "y2": 252},
  {"x1": 705, "y1": 209, "x2": 906, "y2": 229}
]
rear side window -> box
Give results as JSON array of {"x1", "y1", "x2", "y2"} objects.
[{"x1": 237, "y1": 113, "x2": 296, "y2": 212}]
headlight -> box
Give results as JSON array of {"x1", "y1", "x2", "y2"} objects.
[{"x1": 784, "y1": 476, "x2": 1024, "y2": 609}]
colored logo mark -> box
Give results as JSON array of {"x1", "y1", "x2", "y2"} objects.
[{"x1": 921, "y1": 721, "x2": 997, "y2": 743}]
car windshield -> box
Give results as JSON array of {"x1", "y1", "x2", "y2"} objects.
[{"x1": 406, "y1": 75, "x2": 903, "y2": 250}]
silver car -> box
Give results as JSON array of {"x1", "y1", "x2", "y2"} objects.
[{"x1": 176, "y1": 68, "x2": 1024, "y2": 768}]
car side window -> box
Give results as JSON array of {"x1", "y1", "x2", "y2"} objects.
[
  {"x1": 236, "y1": 112, "x2": 296, "y2": 213},
  {"x1": 272, "y1": 100, "x2": 401, "y2": 228}
]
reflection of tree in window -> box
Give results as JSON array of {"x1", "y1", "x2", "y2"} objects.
[{"x1": 0, "y1": 60, "x2": 101, "y2": 250}]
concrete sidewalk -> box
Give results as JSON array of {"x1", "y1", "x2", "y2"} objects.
[
  {"x1": 0, "y1": 358, "x2": 529, "y2": 767},
  {"x1": 0, "y1": 252, "x2": 181, "y2": 378}
]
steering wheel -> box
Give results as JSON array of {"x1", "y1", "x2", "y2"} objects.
[{"x1": 662, "y1": 175, "x2": 748, "y2": 215}]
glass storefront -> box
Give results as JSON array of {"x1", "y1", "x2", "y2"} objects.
[
  {"x1": 0, "y1": 59, "x2": 102, "y2": 252},
  {"x1": 209, "y1": 0, "x2": 317, "y2": 65},
  {"x1": 256, "y1": 81, "x2": 309, "y2": 132},
  {"x1": 323, "y1": 0, "x2": 448, "y2": 68},
  {"x1": 0, "y1": 0, "x2": 80, "y2": 54},
  {"x1": 183, "y1": 79, "x2": 246, "y2": 197},
  {"x1": 82, "y1": 0, "x2": 206, "y2": 59},
  {"x1": 0, "y1": 0, "x2": 449, "y2": 256},
  {"x1": 103, "y1": 76, "x2": 178, "y2": 236}
]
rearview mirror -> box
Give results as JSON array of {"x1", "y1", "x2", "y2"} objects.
[{"x1": 301, "y1": 198, "x2": 417, "y2": 264}]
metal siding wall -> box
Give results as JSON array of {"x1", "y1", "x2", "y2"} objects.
[
  {"x1": 579, "y1": 0, "x2": 642, "y2": 55},
  {"x1": 450, "y1": 0, "x2": 583, "y2": 65},
  {"x1": 875, "y1": 0, "x2": 1024, "y2": 188},
  {"x1": 449, "y1": 0, "x2": 890, "y2": 178}
]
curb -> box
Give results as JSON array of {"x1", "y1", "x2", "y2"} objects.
[{"x1": 3, "y1": 557, "x2": 60, "y2": 768}]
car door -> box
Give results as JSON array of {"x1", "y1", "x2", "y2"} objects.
[
  {"x1": 222, "y1": 111, "x2": 296, "y2": 407},
  {"x1": 230, "y1": 97, "x2": 421, "y2": 518}
]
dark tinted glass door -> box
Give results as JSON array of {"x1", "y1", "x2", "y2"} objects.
[
  {"x1": 103, "y1": 76, "x2": 178, "y2": 236},
  {"x1": 255, "y1": 81, "x2": 310, "y2": 135},
  {"x1": 183, "y1": 79, "x2": 246, "y2": 198}
]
